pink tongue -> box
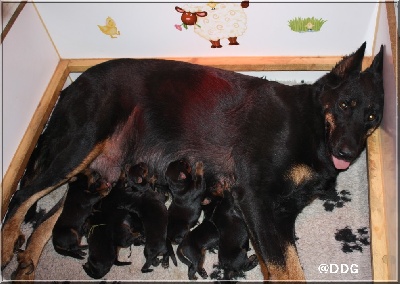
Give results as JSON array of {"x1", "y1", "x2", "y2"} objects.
[{"x1": 332, "y1": 156, "x2": 351, "y2": 170}]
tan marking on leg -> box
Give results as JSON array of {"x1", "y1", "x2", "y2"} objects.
[
  {"x1": 13, "y1": 197, "x2": 65, "y2": 280},
  {"x1": 267, "y1": 244, "x2": 305, "y2": 280},
  {"x1": 285, "y1": 164, "x2": 314, "y2": 187},
  {"x1": 2, "y1": 184, "x2": 62, "y2": 268},
  {"x1": 259, "y1": 257, "x2": 270, "y2": 280},
  {"x1": 2, "y1": 141, "x2": 106, "y2": 269}
]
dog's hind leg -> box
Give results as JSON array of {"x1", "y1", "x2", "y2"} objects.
[
  {"x1": 2, "y1": 184, "x2": 63, "y2": 270},
  {"x1": 12, "y1": 194, "x2": 65, "y2": 280},
  {"x1": 2, "y1": 141, "x2": 106, "y2": 269}
]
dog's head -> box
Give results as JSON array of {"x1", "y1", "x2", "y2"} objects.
[{"x1": 316, "y1": 43, "x2": 384, "y2": 170}]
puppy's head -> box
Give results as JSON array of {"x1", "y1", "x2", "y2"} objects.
[
  {"x1": 86, "y1": 170, "x2": 111, "y2": 197},
  {"x1": 165, "y1": 159, "x2": 192, "y2": 187},
  {"x1": 126, "y1": 162, "x2": 149, "y2": 186}
]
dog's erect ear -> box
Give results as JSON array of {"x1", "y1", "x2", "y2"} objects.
[
  {"x1": 315, "y1": 42, "x2": 366, "y2": 88},
  {"x1": 331, "y1": 42, "x2": 366, "y2": 79},
  {"x1": 364, "y1": 45, "x2": 384, "y2": 75}
]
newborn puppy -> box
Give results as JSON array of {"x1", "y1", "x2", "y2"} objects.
[
  {"x1": 165, "y1": 159, "x2": 206, "y2": 244},
  {"x1": 212, "y1": 190, "x2": 258, "y2": 280},
  {"x1": 177, "y1": 219, "x2": 219, "y2": 280},
  {"x1": 83, "y1": 164, "x2": 148, "y2": 279},
  {"x1": 83, "y1": 209, "x2": 140, "y2": 279},
  {"x1": 116, "y1": 163, "x2": 177, "y2": 273},
  {"x1": 52, "y1": 169, "x2": 111, "y2": 259},
  {"x1": 177, "y1": 180, "x2": 225, "y2": 280}
]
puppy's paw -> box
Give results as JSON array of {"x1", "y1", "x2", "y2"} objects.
[
  {"x1": 152, "y1": 257, "x2": 160, "y2": 267},
  {"x1": 244, "y1": 254, "x2": 259, "y2": 271},
  {"x1": 199, "y1": 267, "x2": 208, "y2": 279},
  {"x1": 161, "y1": 258, "x2": 169, "y2": 269},
  {"x1": 141, "y1": 267, "x2": 154, "y2": 273},
  {"x1": 114, "y1": 260, "x2": 132, "y2": 266}
]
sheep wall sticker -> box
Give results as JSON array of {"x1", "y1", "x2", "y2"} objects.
[
  {"x1": 175, "y1": 1, "x2": 249, "y2": 48},
  {"x1": 288, "y1": 17, "x2": 327, "y2": 33},
  {"x1": 98, "y1": 16, "x2": 120, "y2": 38}
]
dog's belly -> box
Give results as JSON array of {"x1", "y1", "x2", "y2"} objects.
[
  {"x1": 88, "y1": 109, "x2": 138, "y2": 182},
  {"x1": 88, "y1": 113, "x2": 236, "y2": 184}
]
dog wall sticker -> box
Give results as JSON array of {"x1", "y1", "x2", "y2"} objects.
[
  {"x1": 2, "y1": 42, "x2": 384, "y2": 280},
  {"x1": 175, "y1": 1, "x2": 249, "y2": 48}
]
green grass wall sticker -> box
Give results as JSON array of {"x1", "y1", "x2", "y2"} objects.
[{"x1": 289, "y1": 17, "x2": 327, "y2": 32}]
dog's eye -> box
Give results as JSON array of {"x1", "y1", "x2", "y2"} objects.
[
  {"x1": 339, "y1": 101, "x2": 348, "y2": 110},
  {"x1": 368, "y1": 114, "x2": 376, "y2": 121}
]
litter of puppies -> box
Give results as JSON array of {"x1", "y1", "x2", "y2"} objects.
[{"x1": 54, "y1": 160, "x2": 259, "y2": 280}]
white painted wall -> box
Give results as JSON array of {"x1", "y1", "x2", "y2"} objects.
[
  {"x1": 2, "y1": 3, "x2": 60, "y2": 179},
  {"x1": 34, "y1": 2, "x2": 378, "y2": 58}
]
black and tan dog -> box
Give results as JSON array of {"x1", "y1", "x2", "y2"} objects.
[
  {"x1": 52, "y1": 169, "x2": 111, "y2": 259},
  {"x1": 3, "y1": 43, "x2": 384, "y2": 280},
  {"x1": 165, "y1": 159, "x2": 206, "y2": 244}
]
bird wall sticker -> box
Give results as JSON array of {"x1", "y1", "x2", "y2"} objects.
[
  {"x1": 98, "y1": 17, "x2": 120, "y2": 38},
  {"x1": 174, "y1": 1, "x2": 249, "y2": 48}
]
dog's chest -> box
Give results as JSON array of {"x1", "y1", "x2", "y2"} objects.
[{"x1": 284, "y1": 164, "x2": 315, "y2": 188}]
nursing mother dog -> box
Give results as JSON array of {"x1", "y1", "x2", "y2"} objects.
[{"x1": 2, "y1": 42, "x2": 384, "y2": 280}]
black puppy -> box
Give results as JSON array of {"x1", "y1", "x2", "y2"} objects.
[
  {"x1": 83, "y1": 210, "x2": 140, "y2": 279},
  {"x1": 177, "y1": 219, "x2": 219, "y2": 280},
  {"x1": 52, "y1": 169, "x2": 111, "y2": 259},
  {"x1": 176, "y1": 180, "x2": 228, "y2": 280},
  {"x1": 211, "y1": 189, "x2": 258, "y2": 280},
  {"x1": 117, "y1": 163, "x2": 177, "y2": 273},
  {"x1": 83, "y1": 164, "x2": 147, "y2": 279},
  {"x1": 165, "y1": 159, "x2": 206, "y2": 244}
]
